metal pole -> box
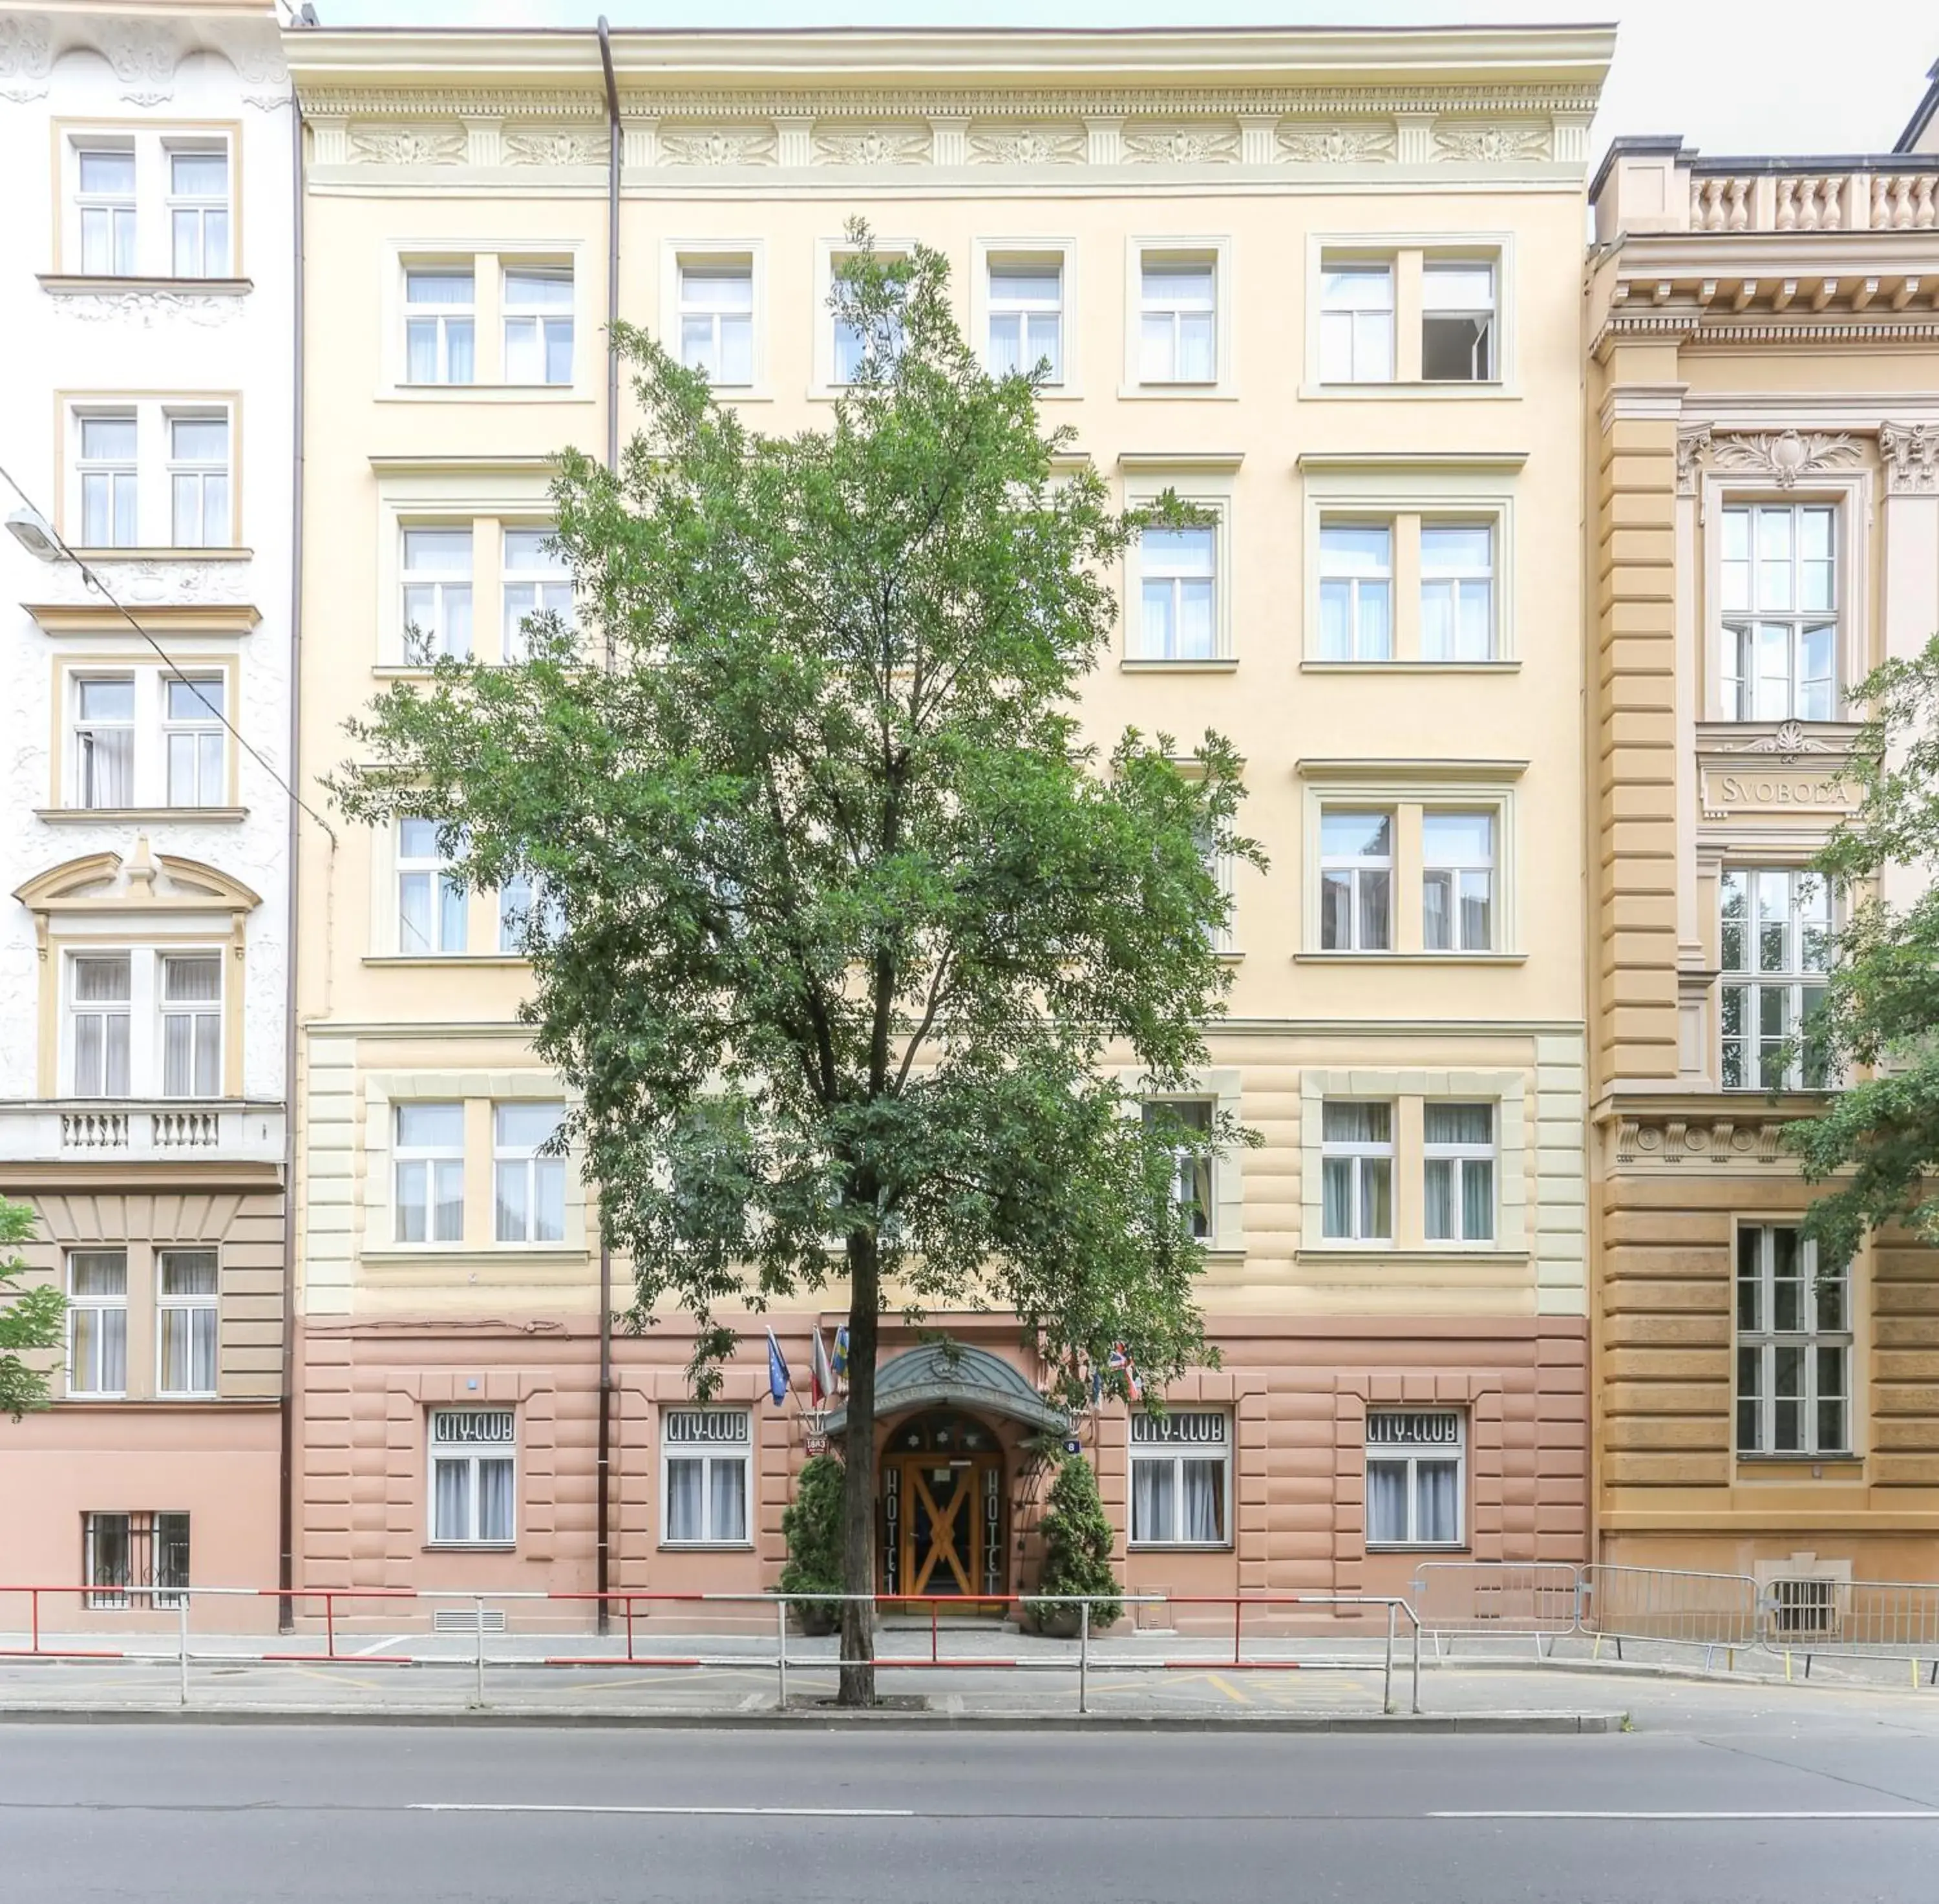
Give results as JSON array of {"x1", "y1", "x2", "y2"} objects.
[
  {"x1": 1383, "y1": 1602, "x2": 1394, "y2": 1716},
  {"x1": 776, "y1": 1598, "x2": 789, "y2": 1710},
  {"x1": 1412, "y1": 1609, "x2": 1422, "y2": 1715},
  {"x1": 474, "y1": 1597, "x2": 486, "y2": 1708},
  {"x1": 178, "y1": 1592, "x2": 190, "y2": 1708},
  {"x1": 1078, "y1": 1601, "x2": 1089, "y2": 1716}
]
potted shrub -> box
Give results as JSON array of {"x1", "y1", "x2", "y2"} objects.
[
  {"x1": 778, "y1": 1452, "x2": 845, "y2": 1636},
  {"x1": 1027, "y1": 1453, "x2": 1121, "y2": 1639}
]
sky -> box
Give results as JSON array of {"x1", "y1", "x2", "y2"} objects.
[{"x1": 304, "y1": 0, "x2": 1938, "y2": 161}]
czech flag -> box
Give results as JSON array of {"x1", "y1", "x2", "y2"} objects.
[
  {"x1": 1107, "y1": 1342, "x2": 1143, "y2": 1402},
  {"x1": 811, "y1": 1328, "x2": 837, "y2": 1406},
  {"x1": 766, "y1": 1328, "x2": 791, "y2": 1406}
]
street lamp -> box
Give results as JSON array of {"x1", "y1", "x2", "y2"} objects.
[{"x1": 6, "y1": 507, "x2": 62, "y2": 563}]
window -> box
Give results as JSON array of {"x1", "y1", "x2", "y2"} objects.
[
  {"x1": 1143, "y1": 1099, "x2": 1213, "y2": 1240},
  {"x1": 401, "y1": 529, "x2": 473, "y2": 662},
  {"x1": 1420, "y1": 524, "x2": 1495, "y2": 661},
  {"x1": 1366, "y1": 1412, "x2": 1464, "y2": 1547},
  {"x1": 1321, "y1": 1101, "x2": 1393, "y2": 1242},
  {"x1": 1422, "y1": 812, "x2": 1494, "y2": 951},
  {"x1": 429, "y1": 1410, "x2": 516, "y2": 1545},
  {"x1": 988, "y1": 260, "x2": 1063, "y2": 383},
  {"x1": 1138, "y1": 257, "x2": 1216, "y2": 384},
  {"x1": 1318, "y1": 524, "x2": 1393, "y2": 660},
  {"x1": 503, "y1": 268, "x2": 573, "y2": 385},
  {"x1": 498, "y1": 873, "x2": 564, "y2": 953},
  {"x1": 397, "y1": 817, "x2": 467, "y2": 955},
  {"x1": 395, "y1": 1102, "x2": 465, "y2": 1244},
  {"x1": 1320, "y1": 810, "x2": 1393, "y2": 951},
  {"x1": 166, "y1": 414, "x2": 229, "y2": 548},
  {"x1": 68, "y1": 1250, "x2": 127, "y2": 1397},
  {"x1": 831, "y1": 257, "x2": 904, "y2": 385},
  {"x1": 158, "y1": 955, "x2": 221, "y2": 1099},
  {"x1": 678, "y1": 261, "x2": 754, "y2": 386},
  {"x1": 1136, "y1": 526, "x2": 1216, "y2": 660},
  {"x1": 1421, "y1": 262, "x2": 1496, "y2": 381},
  {"x1": 82, "y1": 1512, "x2": 189, "y2": 1609},
  {"x1": 1721, "y1": 869, "x2": 1829, "y2": 1089},
  {"x1": 74, "y1": 676, "x2": 135, "y2": 809},
  {"x1": 1736, "y1": 1225, "x2": 1849, "y2": 1455},
  {"x1": 1128, "y1": 1412, "x2": 1230, "y2": 1546},
  {"x1": 494, "y1": 1101, "x2": 566, "y2": 1243},
  {"x1": 662, "y1": 1409, "x2": 752, "y2": 1545},
  {"x1": 156, "y1": 1249, "x2": 218, "y2": 1397},
  {"x1": 69, "y1": 954, "x2": 131, "y2": 1097},
  {"x1": 79, "y1": 414, "x2": 138, "y2": 546},
  {"x1": 77, "y1": 147, "x2": 136, "y2": 276},
  {"x1": 164, "y1": 676, "x2": 226, "y2": 807},
  {"x1": 1319, "y1": 262, "x2": 1394, "y2": 382},
  {"x1": 404, "y1": 270, "x2": 476, "y2": 385},
  {"x1": 167, "y1": 149, "x2": 229, "y2": 278},
  {"x1": 501, "y1": 529, "x2": 573, "y2": 661},
  {"x1": 1423, "y1": 1104, "x2": 1494, "y2": 1243},
  {"x1": 1719, "y1": 504, "x2": 1837, "y2": 721}
]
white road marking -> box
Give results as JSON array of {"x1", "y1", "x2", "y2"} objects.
[
  {"x1": 409, "y1": 1803, "x2": 916, "y2": 1818},
  {"x1": 1432, "y1": 1810, "x2": 1939, "y2": 1821},
  {"x1": 352, "y1": 1636, "x2": 403, "y2": 1656}
]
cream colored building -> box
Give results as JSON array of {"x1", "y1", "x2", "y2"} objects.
[
  {"x1": 286, "y1": 26, "x2": 1606, "y2": 1619},
  {"x1": 1586, "y1": 78, "x2": 1939, "y2": 1591}
]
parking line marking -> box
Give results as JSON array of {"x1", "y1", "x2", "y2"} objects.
[
  {"x1": 1431, "y1": 1810, "x2": 1939, "y2": 1821},
  {"x1": 409, "y1": 1803, "x2": 916, "y2": 1818}
]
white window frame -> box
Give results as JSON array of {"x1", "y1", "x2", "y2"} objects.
[
  {"x1": 971, "y1": 239, "x2": 1079, "y2": 397},
  {"x1": 157, "y1": 952, "x2": 223, "y2": 1101},
  {"x1": 1318, "y1": 259, "x2": 1395, "y2": 384},
  {"x1": 1421, "y1": 810, "x2": 1496, "y2": 953},
  {"x1": 403, "y1": 266, "x2": 477, "y2": 386},
  {"x1": 167, "y1": 411, "x2": 231, "y2": 550},
  {"x1": 1317, "y1": 520, "x2": 1394, "y2": 661},
  {"x1": 659, "y1": 240, "x2": 766, "y2": 396},
  {"x1": 155, "y1": 1248, "x2": 219, "y2": 1399},
  {"x1": 660, "y1": 1408, "x2": 754, "y2": 1547},
  {"x1": 1735, "y1": 1223, "x2": 1851, "y2": 1457},
  {"x1": 1720, "y1": 867, "x2": 1830, "y2": 1090},
  {"x1": 1133, "y1": 522, "x2": 1220, "y2": 662},
  {"x1": 502, "y1": 264, "x2": 575, "y2": 386},
  {"x1": 163, "y1": 673, "x2": 228, "y2": 808},
  {"x1": 67, "y1": 1249, "x2": 128, "y2": 1399},
  {"x1": 1419, "y1": 520, "x2": 1498, "y2": 661},
  {"x1": 1121, "y1": 468, "x2": 1238, "y2": 666},
  {"x1": 65, "y1": 398, "x2": 239, "y2": 551},
  {"x1": 1319, "y1": 809, "x2": 1395, "y2": 953},
  {"x1": 986, "y1": 254, "x2": 1066, "y2": 386},
  {"x1": 1421, "y1": 259, "x2": 1498, "y2": 383},
  {"x1": 814, "y1": 236, "x2": 914, "y2": 396},
  {"x1": 1320, "y1": 1099, "x2": 1395, "y2": 1243},
  {"x1": 1127, "y1": 1411, "x2": 1232, "y2": 1549},
  {"x1": 1365, "y1": 1411, "x2": 1466, "y2": 1549},
  {"x1": 67, "y1": 951, "x2": 132, "y2": 1098},
  {"x1": 74, "y1": 141, "x2": 137, "y2": 277},
  {"x1": 1128, "y1": 242, "x2": 1229, "y2": 392},
  {"x1": 77, "y1": 410, "x2": 139, "y2": 547},
  {"x1": 494, "y1": 1100, "x2": 567, "y2": 1245},
  {"x1": 396, "y1": 816, "x2": 469, "y2": 956},
  {"x1": 61, "y1": 127, "x2": 238, "y2": 280},
  {"x1": 1304, "y1": 235, "x2": 1514, "y2": 397},
  {"x1": 400, "y1": 527, "x2": 474, "y2": 664},
  {"x1": 1717, "y1": 502, "x2": 1839, "y2": 723},
  {"x1": 497, "y1": 872, "x2": 563, "y2": 953},
  {"x1": 428, "y1": 1408, "x2": 517, "y2": 1547},
  {"x1": 1143, "y1": 1097, "x2": 1215, "y2": 1242},
  {"x1": 500, "y1": 525, "x2": 573, "y2": 661},
  {"x1": 1422, "y1": 1103, "x2": 1496, "y2": 1245},
  {"x1": 165, "y1": 143, "x2": 230, "y2": 280},
  {"x1": 675, "y1": 257, "x2": 756, "y2": 388},
  {"x1": 73, "y1": 672, "x2": 136, "y2": 810},
  {"x1": 394, "y1": 1101, "x2": 466, "y2": 1245}
]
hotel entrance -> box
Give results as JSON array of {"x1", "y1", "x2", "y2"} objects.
[{"x1": 880, "y1": 1410, "x2": 1006, "y2": 1602}]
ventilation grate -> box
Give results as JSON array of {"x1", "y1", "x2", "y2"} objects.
[
  {"x1": 433, "y1": 1607, "x2": 507, "y2": 1634},
  {"x1": 1770, "y1": 1577, "x2": 1838, "y2": 1637}
]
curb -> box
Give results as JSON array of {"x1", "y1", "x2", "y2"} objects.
[{"x1": 0, "y1": 1704, "x2": 1626, "y2": 1735}]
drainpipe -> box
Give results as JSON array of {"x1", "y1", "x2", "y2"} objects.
[
  {"x1": 594, "y1": 14, "x2": 621, "y2": 1637},
  {"x1": 276, "y1": 72, "x2": 306, "y2": 1635}
]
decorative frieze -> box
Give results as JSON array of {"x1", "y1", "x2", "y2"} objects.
[
  {"x1": 348, "y1": 126, "x2": 465, "y2": 166},
  {"x1": 1706, "y1": 429, "x2": 1865, "y2": 488},
  {"x1": 0, "y1": 11, "x2": 53, "y2": 103},
  {"x1": 1432, "y1": 121, "x2": 1551, "y2": 162},
  {"x1": 1278, "y1": 123, "x2": 1395, "y2": 163},
  {"x1": 43, "y1": 286, "x2": 241, "y2": 328},
  {"x1": 657, "y1": 125, "x2": 778, "y2": 167},
  {"x1": 1121, "y1": 123, "x2": 1240, "y2": 164},
  {"x1": 967, "y1": 125, "x2": 1086, "y2": 165},
  {"x1": 503, "y1": 130, "x2": 606, "y2": 166},
  {"x1": 1880, "y1": 421, "x2": 1939, "y2": 496},
  {"x1": 1615, "y1": 1116, "x2": 1788, "y2": 1167},
  {"x1": 814, "y1": 125, "x2": 930, "y2": 166}
]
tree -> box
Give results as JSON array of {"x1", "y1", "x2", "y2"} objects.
[
  {"x1": 1032, "y1": 1452, "x2": 1122, "y2": 1631},
  {"x1": 1786, "y1": 634, "x2": 1939, "y2": 1264},
  {"x1": 332, "y1": 226, "x2": 1259, "y2": 1704},
  {"x1": 778, "y1": 1451, "x2": 845, "y2": 1635},
  {"x1": 0, "y1": 1196, "x2": 63, "y2": 1423}
]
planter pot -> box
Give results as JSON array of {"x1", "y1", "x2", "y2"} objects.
[
  {"x1": 789, "y1": 1602, "x2": 840, "y2": 1638},
  {"x1": 1026, "y1": 1604, "x2": 1117, "y2": 1640}
]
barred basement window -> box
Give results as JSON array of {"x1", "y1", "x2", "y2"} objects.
[
  {"x1": 1768, "y1": 1576, "x2": 1838, "y2": 1637},
  {"x1": 82, "y1": 1510, "x2": 189, "y2": 1609}
]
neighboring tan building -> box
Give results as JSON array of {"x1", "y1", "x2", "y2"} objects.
[
  {"x1": 0, "y1": 0, "x2": 297, "y2": 1623},
  {"x1": 1586, "y1": 76, "x2": 1939, "y2": 1595},
  {"x1": 285, "y1": 25, "x2": 1608, "y2": 1622}
]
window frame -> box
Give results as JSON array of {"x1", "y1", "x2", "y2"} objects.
[
  {"x1": 1719, "y1": 867, "x2": 1830, "y2": 1091},
  {"x1": 676, "y1": 257, "x2": 756, "y2": 389},
  {"x1": 165, "y1": 142, "x2": 231, "y2": 280},
  {"x1": 1143, "y1": 1097, "x2": 1215, "y2": 1242},
  {"x1": 162, "y1": 674, "x2": 228, "y2": 809},
  {"x1": 399, "y1": 525, "x2": 474, "y2": 664},
  {"x1": 500, "y1": 525, "x2": 573, "y2": 662},
  {"x1": 1364, "y1": 1410, "x2": 1467, "y2": 1550},
  {"x1": 81, "y1": 1510, "x2": 190, "y2": 1610},
  {"x1": 1317, "y1": 519, "x2": 1395, "y2": 661},
  {"x1": 63, "y1": 397, "x2": 240, "y2": 551},
  {"x1": 403, "y1": 266, "x2": 478, "y2": 386},
  {"x1": 1418, "y1": 519, "x2": 1498, "y2": 662},
  {"x1": 67, "y1": 1248, "x2": 129, "y2": 1399},
  {"x1": 1734, "y1": 1223, "x2": 1852, "y2": 1458},
  {"x1": 396, "y1": 816, "x2": 469, "y2": 957},
  {"x1": 1305, "y1": 235, "x2": 1514, "y2": 397},
  {"x1": 74, "y1": 141, "x2": 137, "y2": 277},
  {"x1": 1124, "y1": 238, "x2": 1233, "y2": 396},
  {"x1": 59, "y1": 125, "x2": 239, "y2": 282},
  {"x1": 660, "y1": 1408, "x2": 755, "y2": 1548},
  {"x1": 1422, "y1": 1102, "x2": 1496, "y2": 1245},
  {"x1": 985, "y1": 253, "x2": 1066, "y2": 387},
  {"x1": 1121, "y1": 470, "x2": 1238, "y2": 668},
  {"x1": 1319, "y1": 808, "x2": 1395, "y2": 953},
  {"x1": 1127, "y1": 1410, "x2": 1233, "y2": 1549},
  {"x1": 66, "y1": 951, "x2": 133, "y2": 1099},
  {"x1": 427, "y1": 1408, "x2": 518, "y2": 1547},
  {"x1": 1421, "y1": 809, "x2": 1497, "y2": 953},
  {"x1": 156, "y1": 952, "x2": 223, "y2": 1101},
  {"x1": 1716, "y1": 501, "x2": 1840, "y2": 723},
  {"x1": 166, "y1": 411, "x2": 231, "y2": 551},
  {"x1": 394, "y1": 1100, "x2": 467, "y2": 1245},
  {"x1": 72, "y1": 672, "x2": 137, "y2": 810},
  {"x1": 1420, "y1": 259, "x2": 1498, "y2": 384},
  {"x1": 1318, "y1": 259, "x2": 1395, "y2": 384},
  {"x1": 814, "y1": 235, "x2": 915, "y2": 396},
  {"x1": 493, "y1": 1100, "x2": 567, "y2": 1245},
  {"x1": 501, "y1": 264, "x2": 575, "y2": 387},
  {"x1": 77, "y1": 410, "x2": 139, "y2": 548},
  {"x1": 155, "y1": 1248, "x2": 219, "y2": 1399},
  {"x1": 1320, "y1": 1099, "x2": 1395, "y2": 1243}
]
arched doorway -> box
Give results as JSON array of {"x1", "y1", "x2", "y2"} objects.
[{"x1": 880, "y1": 1410, "x2": 1006, "y2": 1602}]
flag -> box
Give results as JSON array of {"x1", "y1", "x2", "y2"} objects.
[
  {"x1": 811, "y1": 1328, "x2": 836, "y2": 1407},
  {"x1": 1107, "y1": 1341, "x2": 1142, "y2": 1402},
  {"x1": 766, "y1": 1328, "x2": 791, "y2": 1406},
  {"x1": 831, "y1": 1325, "x2": 850, "y2": 1384}
]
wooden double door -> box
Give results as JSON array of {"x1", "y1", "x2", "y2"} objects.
[{"x1": 879, "y1": 1412, "x2": 1006, "y2": 1603}]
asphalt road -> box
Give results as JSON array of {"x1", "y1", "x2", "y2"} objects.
[{"x1": 11, "y1": 1722, "x2": 1939, "y2": 1903}]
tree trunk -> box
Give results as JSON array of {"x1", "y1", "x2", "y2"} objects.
[{"x1": 837, "y1": 1231, "x2": 880, "y2": 1707}]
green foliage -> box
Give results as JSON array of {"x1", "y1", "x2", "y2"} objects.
[
  {"x1": 779, "y1": 1453, "x2": 847, "y2": 1610},
  {"x1": 1032, "y1": 1454, "x2": 1121, "y2": 1627},
  {"x1": 1785, "y1": 633, "x2": 1939, "y2": 1262},
  {"x1": 0, "y1": 1197, "x2": 63, "y2": 1423}
]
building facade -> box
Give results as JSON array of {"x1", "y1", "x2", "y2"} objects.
[
  {"x1": 1586, "y1": 88, "x2": 1939, "y2": 1589},
  {"x1": 279, "y1": 23, "x2": 1610, "y2": 1622},
  {"x1": 0, "y1": 0, "x2": 297, "y2": 1620}
]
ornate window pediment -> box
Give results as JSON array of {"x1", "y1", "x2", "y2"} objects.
[{"x1": 14, "y1": 841, "x2": 260, "y2": 944}]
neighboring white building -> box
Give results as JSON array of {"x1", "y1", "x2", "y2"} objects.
[{"x1": 0, "y1": 0, "x2": 297, "y2": 1620}]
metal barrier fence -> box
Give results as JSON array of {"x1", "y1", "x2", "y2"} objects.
[
  {"x1": 0, "y1": 1585, "x2": 1422, "y2": 1715},
  {"x1": 1410, "y1": 1562, "x2": 1580, "y2": 1655}
]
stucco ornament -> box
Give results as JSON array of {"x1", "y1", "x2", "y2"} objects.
[
  {"x1": 1879, "y1": 422, "x2": 1939, "y2": 495},
  {"x1": 349, "y1": 127, "x2": 465, "y2": 165},
  {"x1": 78, "y1": 560, "x2": 250, "y2": 606},
  {"x1": 1278, "y1": 125, "x2": 1395, "y2": 163},
  {"x1": 98, "y1": 17, "x2": 178, "y2": 106},
  {"x1": 505, "y1": 131, "x2": 606, "y2": 166},
  {"x1": 1674, "y1": 426, "x2": 1712, "y2": 496},
  {"x1": 0, "y1": 12, "x2": 53, "y2": 101},
  {"x1": 1708, "y1": 430, "x2": 1864, "y2": 489},
  {"x1": 1726, "y1": 721, "x2": 1840, "y2": 763},
  {"x1": 968, "y1": 127, "x2": 1085, "y2": 165},
  {"x1": 1434, "y1": 123, "x2": 1550, "y2": 162},
  {"x1": 49, "y1": 288, "x2": 238, "y2": 327},
  {"x1": 659, "y1": 127, "x2": 776, "y2": 167},
  {"x1": 1123, "y1": 126, "x2": 1240, "y2": 164},
  {"x1": 814, "y1": 128, "x2": 930, "y2": 166}
]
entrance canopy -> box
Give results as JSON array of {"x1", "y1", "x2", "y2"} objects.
[{"x1": 825, "y1": 1341, "x2": 1068, "y2": 1437}]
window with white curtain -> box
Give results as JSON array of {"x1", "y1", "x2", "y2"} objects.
[
  {"x1": 1318, "y1": 523, "x2": 1393, "y2": 661},
  {"x1": 1319, "y1": 261, "x2": 1395, "y2": 383},
  {"x1": 74, "y1": 676, "x2": 135, "y2": 809},
  {"x1": 395, "y1": 1102, "x2": 465, "y2": 1244},
  {"x1": 167, "y1": 414, "x2": 229, "y2": 547},
  {"x1": 1365, "y1": 1411, "x2": 1464, "y2": 1548},
  {"x1": 68, "y1": 1249, "x2": 128, "y2": 1397},
  {"x1": 1136, "y1": 525, "x2": 1217, "y2": 660},
  {"x1": 1720, "y1": 869, "x2": 1830, "y2": 1090},
  {"x1": 156, "y1": 1249, "x2": 218, "y2": 1397},
  {"x1": 662, "y1": 1409, "x2": 752, "y2": 1545},
  {"x1": 1719, "y1": 504, "x2": 1837, "y2": 721},
  {"x1": 1320, "y1": 810, "x2": 1393, "y2": 951},
  {"x1": 1736, "y1": 1224, "x2": 1850, "y2": 1456},
  {"x1": 494, "y1": 1101, "x2": 566, "y2": 1244},
  {"x1": 401, "y1": 528, "x2": 473, "y2": 663},
  {"x1": 501, "y1": 529, "x2": 574, "y2": 660},
  {"x1": 404, "y1": 268, "x2": 476, "y2": 384},
  {"x1": 988, "y1": 259, "x2": 1063, "y2": 383},
  {"x1": 1420, "y1": 524, "x2": 1496, "y2": 660},
  {"x1": 397, "y1": 816, "x2": 468, "y2": 955},
  {"x1": 429, "y1": 1409, "x2": 516, "y2": 1545},
  {"x1": 1138, "y1": 256, "x2": 1216, "y2": 383},
  {"x1": 78, "y1": 414, "x2": 138, "y2": 546},
  {"x1": 159, "y1": 955, "x2": 222, "y2": 1099},
  {"x1": 69, "y1": 953, "x2": 131, "y2": 1097},
  {"x1": 497, "y1": 873, "x2": 564, "y2": 953},
  {"x1": 679, "y1": 260, "x2": 754, "y2": 386},
  {"x1": 830, "y1": 255, "x2": 906, "y2": 385},
  {"x1": 1422, "y1": 812, "x2": 1494, "y2": 952},
  {"x1": 77, "y1": 147, "x2": 137, "y2": 275},
  {"x1": 1423, "y1": 1104, "x2": 1495, "y2": 1243},
  {"x1": 503, "y1": 267, "x2": 574, "y2": 384},
  {"x1": 1143, "y1": 1098, "x2": 1214, "y2": 1240},
  {"x1": 167, "y1": 147, "x2": 229, "y2": 277},
  {"x1": 1128, "y1": 1411, "x2": 1230, "y2": 1546},
  {"x1": 164, "y1": 676, "x2": 226, "y2": 807},
  {"x1": 1321, "y1": 1100, "x2": 1393, "y2": 1242}
]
